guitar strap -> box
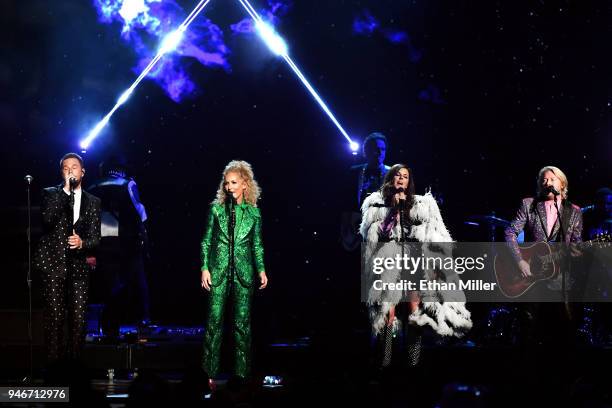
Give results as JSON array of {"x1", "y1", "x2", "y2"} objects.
[{"x1": 560, "y1": 199, "x2": 573, "y2": 242}]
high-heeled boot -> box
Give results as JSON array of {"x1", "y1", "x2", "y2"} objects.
[
  {"x1": 381, "y1": 323, "x2": 394, "y2": 368},
  {"x1": 406, "y1": 325, "x2": 422, "y2": 367}
]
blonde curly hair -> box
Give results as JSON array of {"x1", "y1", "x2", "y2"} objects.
[{"x1": 214, "y1": 160, "x2": 261, "y2": 206}]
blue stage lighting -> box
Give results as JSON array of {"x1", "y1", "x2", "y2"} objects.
[
  {"x1": 116, "y1": 88, "x2": 133, "y2": 107},
  {"x1": 255, "y1": 20, "x2": 288, "y2": 56},
  {"x1": 159, "y1": 28, "x2": 185, "y2": 55},
  {"x1": 237, "y1": 0, "x2": 357, "y2": 150},
  {"x1": 82, "y1": 0, "x2": 359, "y2": 153},
  {"x1": 80, "y1": 0, "x2": 213, "y2": 150}
]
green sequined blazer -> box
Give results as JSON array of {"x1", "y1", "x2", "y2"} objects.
[{"x1": 200, "y1": 203, "x2": 265, "y2": 288}]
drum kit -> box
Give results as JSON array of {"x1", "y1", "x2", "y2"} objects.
[
  {"x1": 463, "y1": 213, "x2": 522, "y2": 345},
  {"x1": 464, "y1": 213, "x2": 514, "y2": 242}
]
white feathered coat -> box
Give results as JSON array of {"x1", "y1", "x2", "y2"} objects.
[{"x1": 360, "y1": 191, "x2": 472, "y2": 337}]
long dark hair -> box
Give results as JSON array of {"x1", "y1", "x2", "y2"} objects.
[{"x1": 380, "y1": 164, "x2": 415, "y2": 209}]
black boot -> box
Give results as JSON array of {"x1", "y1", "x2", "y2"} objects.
[
  {"x1": 406, "y1": 325, "x2": 422, "y2": 367},
  {"x1": 381, "y1": 324, "x2": 394, "y2": 368}
]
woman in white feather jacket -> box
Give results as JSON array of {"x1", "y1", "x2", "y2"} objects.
[{"x1": 360, "y1": 164, "x2": 472, "y2": 367}]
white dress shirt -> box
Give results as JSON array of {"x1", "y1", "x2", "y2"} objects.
[{"x1": 63, "y1": 187, "x2": 82, "y2": 224}]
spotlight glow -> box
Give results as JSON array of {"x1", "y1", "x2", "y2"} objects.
[
  {"x1": 116, "y1": 88, "x2": 133, "y2": 106},
  {"x1": 159, "y1": 28, "x2": 185, "y2": 55},
  {"x1": 80, "y1": 0, "x2": 213, "y2": 149},
  {"x1": 255, "y1": 20, "x2": 288, "y2": 56},
  {"x1": 118, "y1": 0, "x2": 147, "y2": 22},
  {"x1": 281, "y1": 54, "x2": 354, "y2": 145},
  {"x1": 81, "y1": 115, "x2": 110, "y2": 150},
  {"x1": 83, "y1": 0, "x2": 358, "y2": 153},
  {"x1": 236, "y1": 0, "x2": 356, "y2": 149}
]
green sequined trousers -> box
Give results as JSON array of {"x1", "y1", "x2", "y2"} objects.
[
  {"x1": 200, "y1": 202, "x2": 265, "y2": 378},
  {"x1": 202, "y1": 273, "x2": 254, "y2": 378}
]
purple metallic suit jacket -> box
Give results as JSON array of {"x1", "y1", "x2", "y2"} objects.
[{"x1": 504, "y1": 197, "x2": 583, "y2": 262}]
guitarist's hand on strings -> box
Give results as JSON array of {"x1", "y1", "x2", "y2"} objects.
[{"x1": 518, "y1": 259, "x2": 532, "y2": 278}]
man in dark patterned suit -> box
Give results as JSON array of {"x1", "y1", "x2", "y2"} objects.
[
  {"x1": 504, "y1": 165, "x2": 583, "y2": 345},
  {"x1": 35, "y1": 153, "x2": 101, "y2": 361}
]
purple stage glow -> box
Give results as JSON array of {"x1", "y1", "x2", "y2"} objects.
[
  {"x1": 94, "y1": 0, "x2": 230, "y2": 102},
  {"x1": 81, "y1": 0, "x2": 217, "y2": 149},
  {"x1": 230, "y1": 0, "x2": 291, "y2": 35},
  {"x1": 353, "y1": 10, "x2": 379, "y2": 35},
  {"x1": 418, "y1": 84, "x2": 445, "y2": 104},
  {"x1": 384, "y1": 29, "x2": 409, "y2": 44},
  {"x1": 82, "y1": 0, "x2": 357, "y2": 151},
  {"x1": 353, "y1": 10, "x2": 422, "y2": 63}
]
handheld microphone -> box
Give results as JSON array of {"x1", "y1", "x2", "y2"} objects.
[
  {"x1": 225, "y1": 193, "x2": 237, "y2": 208},
  {"x1": 69, "y1": 177, "x2": 78, "y2": 191},
  {"x1": 24, "y1": 175, "x2": 33, "y2": 185},
  {"x1": 547, "y1": 185, "x2": 560, "y2": 196},
  {"x1": 394, "y1": 187, "x2": 405, "y2": 194}
]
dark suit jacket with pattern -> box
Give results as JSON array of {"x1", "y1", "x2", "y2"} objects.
[
  {"x1": 35, "y1": 185, "x2": 101, "y2": 278},
  {"x1": 504, "y1": 197, "x2": 583, "y2": 262}
]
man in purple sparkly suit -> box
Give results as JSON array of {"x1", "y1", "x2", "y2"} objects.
[
  {"x1": 504, "y1": 165, "x2": 583, "y2": 275},
  {"x1": 504, "y1": 165, "x2": 582, "y2": 345},
  {"x1": 35, "y1": 153, "x2": 101, "y2": 361}
]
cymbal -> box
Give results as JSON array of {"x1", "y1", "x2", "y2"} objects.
[{"x1": 466, "y1": 215, "x2": 511, "y2": 228}]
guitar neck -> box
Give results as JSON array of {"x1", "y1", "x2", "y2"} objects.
[{"x1": 540, "y1": 238, "x2": 604, "y2": 264}]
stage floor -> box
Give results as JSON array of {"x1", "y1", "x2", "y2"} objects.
[{"x1": 1, "y1": 324, "x2": 611, "y2": 407}]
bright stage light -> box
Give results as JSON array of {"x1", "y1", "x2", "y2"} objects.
[
  {"x1": 159, "y1": 28, "x2": 185, "y2": 55},
  {"x1": 118, "y1": 0, "x2": 147, "y2": 22},
  {"x1": 82, "y1": 0, "x2": 359, "y2": 154},
  {"x1": 80, "y1": 115, "x2": 110, "y2": 150},
  {"x1": 80, "y1": 0, "x2": 213, "y2": 149},
  {"x1": 237, "y1": 0, "x2": 357, "y2": 150},
  {"x1": 255, "y1": 20, "x2": 288, "y2": 57},
  {"x1": 116, "y1": 88, "x2": 133, "y2": 106}
]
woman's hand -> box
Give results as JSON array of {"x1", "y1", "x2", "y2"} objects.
[
  {"x1": 201, "y1": 270, "x2": 212, "y2": 291},
  {"x1": 393, "y1": 191, "x2": 407, "y2": 205},
  {"x1": 259, "y1": 271, "x2": 268, "y2": 289}
]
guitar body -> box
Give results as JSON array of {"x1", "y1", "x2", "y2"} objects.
[{"x1": 494, "y1": 242, "x2": 559, "y2": 298}]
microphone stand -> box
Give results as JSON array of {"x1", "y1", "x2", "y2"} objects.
[
  {"x1": 398, "y1": 197, "x2": 407, "y2": 307},
  {"x1": 69, "y1": 179, "x2": 76, "y2": 211},
  {"x1": 553, "y1": 194, "x2": 570, "y2": 316},
  {"x1": 227, "y1": 195, "x2": 236, "y2": 295},
  {"x1": 398, "y1": 199, "x2": 406, "y2": 243},
  {"x1": 24, "y1": 175, "x2": 33, "y2": 383}
]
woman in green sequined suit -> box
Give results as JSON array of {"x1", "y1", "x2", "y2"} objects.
[{"x1": 200, "y1": 160, "x2": 268, "y2": 379}]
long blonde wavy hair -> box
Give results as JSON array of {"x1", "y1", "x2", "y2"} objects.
[{"x1": 214, "y1": 160, "x2": 261, "y2": 206}]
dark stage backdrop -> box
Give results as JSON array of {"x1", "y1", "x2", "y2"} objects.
[{"x1": 1, "y1": 1, "x2": 609, "y2": 338}]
